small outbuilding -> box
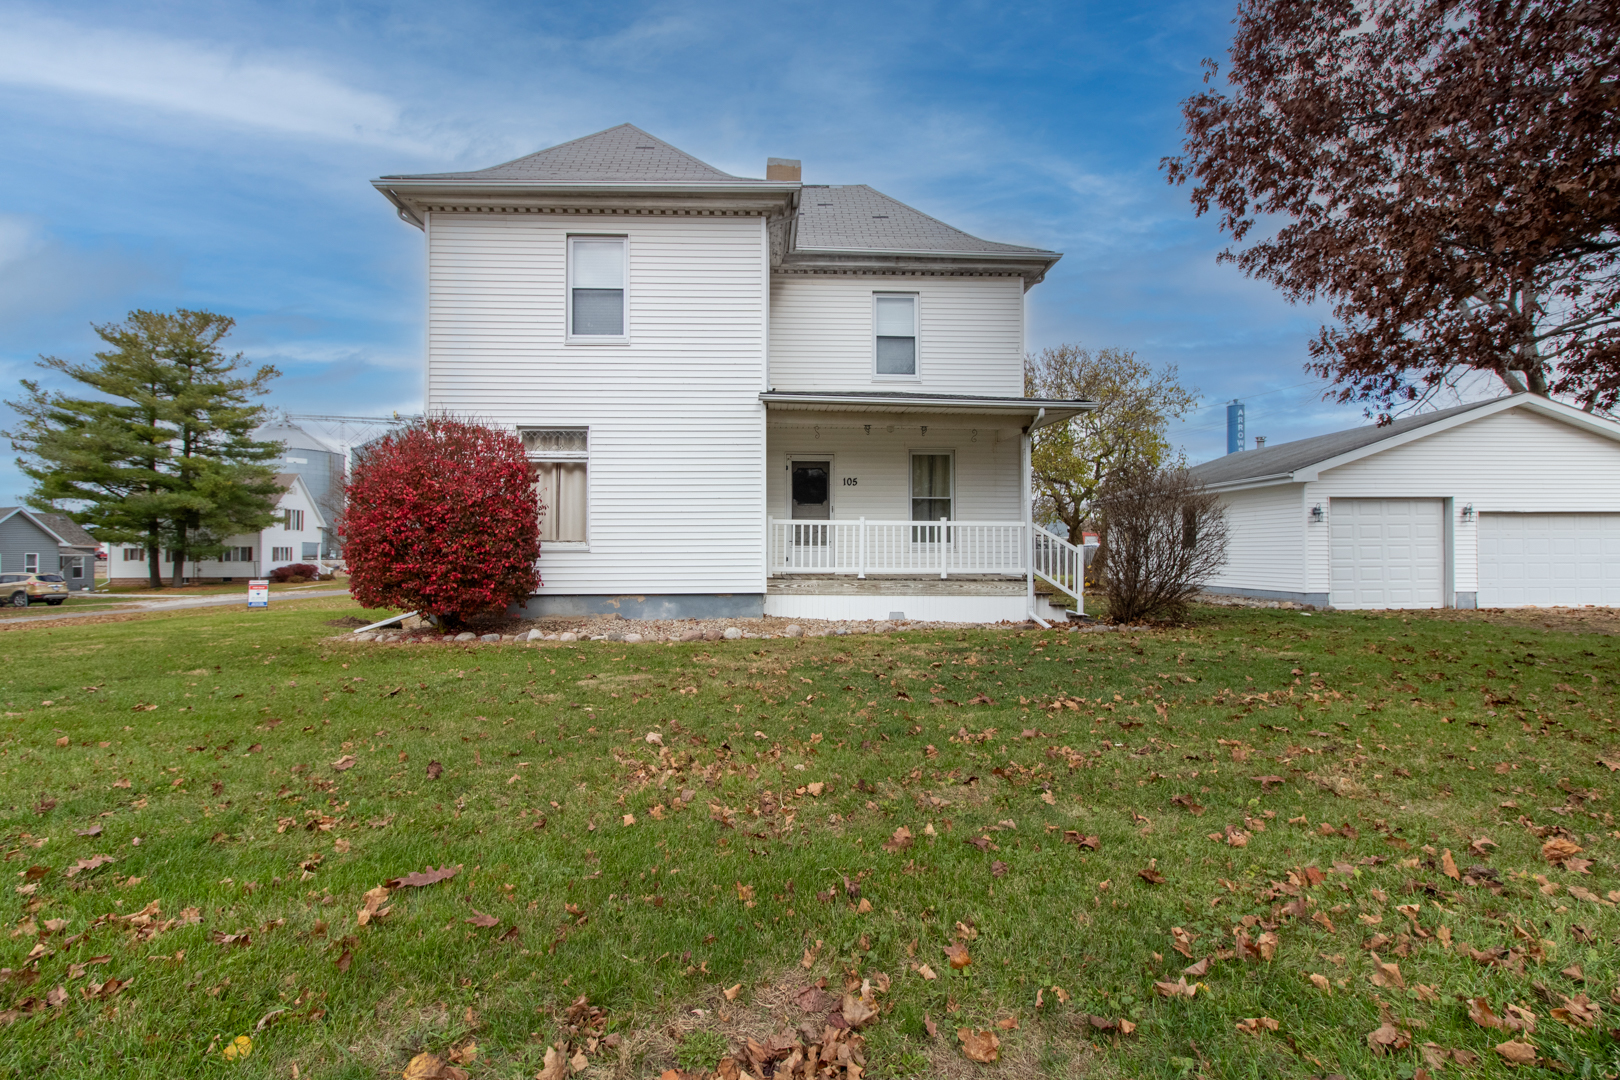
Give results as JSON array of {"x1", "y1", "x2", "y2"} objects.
[
  {"x1": 1187, "y1": 394, "x2": 1620, "y2": 610},
  {"x1": 0, "y1": 507, "x2": 99, "y2": 590}
]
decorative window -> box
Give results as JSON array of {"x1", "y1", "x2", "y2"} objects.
[
  {"x1": 874, "y1": 294, "x2": 918, "y2": 377},
  {"x1": 284, "y1": 509, "x2": 304, "y2": 531},
  {"x1": 123, "y1": 548, "x2": 144, "y2": 561},
  {"x1": 522, "y1": 427, "x2": 588, "y2": 544},
  {"x1": 567, "y1": 236, "x2": 627, "y2": 340},
  {"x1": 23, "y1": 553, "x2": 38, "y2": 573},
  {"x1": 272, "y1": 546, "x2": 293, "y2": 562}
]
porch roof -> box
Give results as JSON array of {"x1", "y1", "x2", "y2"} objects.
[{"x1": 759, "y1": 390, "x2": 1095, "y2": 430}]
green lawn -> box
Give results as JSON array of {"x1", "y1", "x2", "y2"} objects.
[{"x1": 1, "y1": 599, "x2": 1617, "y2": 1079}]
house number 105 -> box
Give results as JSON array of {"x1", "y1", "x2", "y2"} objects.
[{"x1": 842, "y1": 477, "x2": 858, "y2": 486}]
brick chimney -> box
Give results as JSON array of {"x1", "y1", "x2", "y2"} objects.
[{"x1": 766, "y1": 157, "x2": 801, "y2": 181}]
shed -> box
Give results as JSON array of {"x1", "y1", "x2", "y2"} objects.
[{"x1": 1186, "y1": 394, "x2": 1620, "y2": 610}]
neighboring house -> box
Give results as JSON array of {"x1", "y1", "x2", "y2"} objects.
[
  {"x1": 252, "y1": 420, "x2": 346, "y2": 558},
  {"x1": 0, "y1": 508, "x2": 99, "y2": 590},
  {"x1": 109, "y1": 474, "x2": 327, "y2": 585},
  {"x1": 1187, "y1": 394, "x2": 1620, "y2": 610},
  {"x1": 373, "y1": 124, "x2": 1095, "y2": 622}
]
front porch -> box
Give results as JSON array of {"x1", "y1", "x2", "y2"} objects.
[{"x1": 760, "y1": 391, "x2": 1092, "y2": 623}]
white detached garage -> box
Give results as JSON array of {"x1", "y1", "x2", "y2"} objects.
[{"x1": 1187, "y1": 395, "x2": 1620, "y2": 610}]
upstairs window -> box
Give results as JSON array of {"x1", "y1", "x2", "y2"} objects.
[
  {"x1": 874, "y1": 294, "x2": 918, "y2": 377},
  {"x1": 568, "y1": 237, "x2": 627, "y2": 340},
  {"x1": 284, "y1": 509, "x2": 304, "y2": 531}
]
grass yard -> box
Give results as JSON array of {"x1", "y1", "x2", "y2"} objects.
[{"x1": 2, "y1": 599, "x2": 1618, "y2": 1079}]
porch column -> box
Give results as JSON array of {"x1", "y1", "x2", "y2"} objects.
[{"x1": 1021, "y1": 427, "x2": 1034, "y2": 615}]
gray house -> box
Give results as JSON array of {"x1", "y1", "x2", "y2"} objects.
[{"x1": 0, "y1": 508, "x2": 100, "y2": 591}]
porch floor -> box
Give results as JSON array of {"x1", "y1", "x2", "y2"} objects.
[{"x1": 766, "y1": 574, "x2": 1025, "y2": 596}]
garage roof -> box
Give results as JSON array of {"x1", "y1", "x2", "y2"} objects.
[{"x1": 1189, "y1": 394, "x2": 1620, "y2": 489}]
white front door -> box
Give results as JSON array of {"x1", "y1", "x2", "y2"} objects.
[
  {"x1": 1329, "y1": 498, "x2": 1444, "y2": 609},
  {"x1": 1477, "y1": 512, "x2": 1620, "y2": 608}
]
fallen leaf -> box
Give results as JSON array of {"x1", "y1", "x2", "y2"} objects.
[
  {"x1": 1541, "y1": 837, "x2": 1584, "y2": 867},
  {"x1": 464, "y1": 912, "x2": 499, "y2": 929},
  {"x1": 1235, "y1": 1016, "x2": 1279, "y2": 1036},
  {"x1": 334, "y1": 949, "x2": 352, "y2": 973},
  {"x1": 1309, "y1": 972, "x2": 1330, "y2": 992},
  {"x1": 944, "y1": 943, "x2": 972, "y2": 970},
  {"x1": 883, "y1": 826, "x2": 913, "y2": 853},
  {"x1": 723, "y1": 983, "x2": 741, "y2": 1001},
  {"x1": 536, "y1": 1046, "x2": 569, "y2": 1080},
  {"x1": 331, "y1": 755, "x2": 357, "y2": 772},
  {"x1": 1440, "y1": 849, "x2": 1460, "y2": 880},
  {"x1": 1138, "y1": 866, "x2": 1166, "y2": 885},
  {"x1": 387, "y1": 865, "x2": 461, "y2": 889},
  {"x1": 221, "y1": 1034, "x2": 252, "y2": 1061},
  {"x1": 644, "y1": 732, "x2": 663, "y2": 746},
  {"x1": 357, "y1": 885, "x2": 391, "y2": 926},
  {"x1": 991, "y1": 860, "x2": 1009, "y2": 878},
  {"x1": 923, "y1": 1014, "x2": 938, "y2": 1038},
  {"x1": 1367, "y1": 1021, "x2": 1411, "y2": 1054},
  {"x1": 1495, "y1": 1041, "x2": 1537, "y2": 1065},
  {"x1": 426, "y1": 760, "x2": 443, "y2": 780},
  {"x1": 915, "y1": 963, "x2": 938, "y2": 980},
  {"x1": 957, "y1": 1028, "x2": 1000, "y2": 1063},
  {"x1": 63, "y1": 854, "x2": 114, "y2": 878},
  {"x1": 1154, "y1": 976, "x2": 1198, "y2": 999}
]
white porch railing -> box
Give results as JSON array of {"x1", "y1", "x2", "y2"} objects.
[{"x1": 767, "y1": 518, "x2": 1087, "y2": 606}]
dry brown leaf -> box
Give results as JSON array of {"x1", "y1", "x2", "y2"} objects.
[
  {"x1": 883, "y1": 826, "x2": 913, "y2": 853},
  {"x1": 536, "y1": 1045, "x2": 569, "y2": 1080},
  {"x1": 1541, "y1": 837, "x2": 1584, "y2": 866},
  {"x1": 426, "y1": 760, "x2": 443, "y2": 780},
  {"x1": 464, "y1": 912, "x2": 499, "y2": 929},
  {"x1": 1366, "y1": 1021, "x2": 1411, "y2": 1054},
  {"x1": 1440, "y1": 849, "x2": 1460, "y2": 880},
  {"x1": 387, "y1": 865, "x2": 461, "y2": 889},
  {"x1": 723, "y1": 983, "x2": 742, "y2": 1001},
  {"x1": 842, "y1": 992, "x2": 877, "y2": 1028},
  {"x1": 1309, "y1": 972, "x2": 1331, "y2": 992},
  {"x1": 331, "y1": 755, "x2": 357, "y2": 772},
  {"x1": 401, "y1": 1052, "x2": 468, "y2": 1080},
  {"x1": 943, "y1": 943, "x2": 972, "y2": 970},
  {"x1": 957, "y1": 1028, "x2": 1000, "y2": 1063},
  {"x1": 1369, "y1": 952, "x2": 1405, "y2": 989},
  {"x1": 1550, "y1": 993, "x2": 1600, "y2": 1029},
  {"x1": 1154, "y1": 976, "x2": 1198, "y2": 999},
  {"x1": 357, "y1": 885, "x2": 391, "y2": 927},
  {"x1": 915, "y1": 963, "x2": 937, "y2": 981},
  {"x1": 1138, "y1": 866, "x2": 1166, "y2": 885},
  {"x1": 1235, "y1": 1016, "x2": 1279, "y2": 1036},
  {"x1": 1495, "y1": 1041, "x2": 1537, "y2": 1065}
]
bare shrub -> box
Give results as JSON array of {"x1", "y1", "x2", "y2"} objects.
[{"x1": 1096, "y1": 464, "x2": 1228, "y2": 623}]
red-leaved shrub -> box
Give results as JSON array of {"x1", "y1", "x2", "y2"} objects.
[
  {"x1": 269, "y1": 563, "x2": 319, "y2": 583},
  {"x1": 342, "y1": 418, "x2": 540, "y2": 623}
]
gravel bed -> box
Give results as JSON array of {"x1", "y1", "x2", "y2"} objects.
[{"x1": 334, "y1": 611, "x2": 1146, "y2": 645}]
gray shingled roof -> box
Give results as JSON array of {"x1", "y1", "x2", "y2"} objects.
[
  {"x1": 32, "y1": 512, "x2": 97, "y2": 549},
  {"x1": 794, "y1": 185, "x2": 1056, "y2": 257},
  {"x1": 381, "y1": 123, "x2": 761, "y2": 183},
  {"x1": 1188, "y1": 398, "x2": 1503, "y2": 486}
]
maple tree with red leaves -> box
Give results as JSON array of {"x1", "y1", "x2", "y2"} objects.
[
  {"x1": 342, "y1": 418, "x2": 539, "y2": 624},
  {"x1": 1165, "y1": 0, "x2": 1620, "y2": 417}
]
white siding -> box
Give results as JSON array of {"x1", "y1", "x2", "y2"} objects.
[
  {"x1": 769, "y1": 276, "x2": 1025, "y2": 396},
  {"x1": 764, "y1": 413, "x2": 1022, "y2": 523},
  {"x1": 1205, "y1": 484, "x2": 1307, "y2": 594},
  {"x1": 427, "y1": 212, "x2": 767, "y2": 595}
]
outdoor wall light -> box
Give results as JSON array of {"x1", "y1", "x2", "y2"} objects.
[
  {"x1": 1461, "y1": 504, "x2": 1475, "y2": 521},
  {"x1": 1310, "y1": 504, "x2": 1325, "y2": 523}
]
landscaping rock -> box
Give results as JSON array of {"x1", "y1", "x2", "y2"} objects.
[
  {"x1": 723, "y1": 627, "x2": 743, "y2": 640},
  {"x1": 354, "y1": 632, "x2": 376, "y2": 642},
  {"x1": 558, "y1": 632, "x2": 578, "y2": 642},
  {"x1": 479, "y1": 633, "x2": 501, "y2": 642},
  {"x1": 604, "y1": 632, "x2": 624, "y2": 642},
  {"x1": 526, "y1": 629, "x2": 545, "y2": 642},
  {"x1": 784, "y1": 624, "x2": 804, "y2": 638},
  {"x1": 702, "y1": 629, "x2": 723, "y2": 641},
  {"x1": 622, "y1": 633, "x2": 643, "y2": 643},
  {"x1": 677, "y1": 629, "x2": 703, "y2": 642},
  {"x1": 454, "y1": 632, "x2": 476, "y2": 642}
]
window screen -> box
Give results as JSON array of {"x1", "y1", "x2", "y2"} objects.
[
  {"x1": 570, "y1": 239, "x2": 626, "y2": 337},
  {"x1": 911, "y1": 454, "x2": 952, "y2": 521},
  {"x1": 875, "y1": 295, "x2": 917, "y2": 375}
]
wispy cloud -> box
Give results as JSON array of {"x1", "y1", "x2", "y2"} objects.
[{"x1": 0, "y1": 12, "x2": 434, "y2": 153}]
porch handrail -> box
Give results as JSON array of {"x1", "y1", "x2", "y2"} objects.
[
  {"x1": 1031, "y1": 528, "x2": 1084, "y2": 605},
  {"x1": 768, "y1": 519, "x2": 1027, "y2": 578}
]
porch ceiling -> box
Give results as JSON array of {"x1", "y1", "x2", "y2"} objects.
[{"x1": 759, "y1": 390, "x2": 1095, "y2": 430}]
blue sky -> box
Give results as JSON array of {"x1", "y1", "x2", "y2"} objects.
[{"x1": 0, "y1": 0, "x2": 1368, "y2": 504}]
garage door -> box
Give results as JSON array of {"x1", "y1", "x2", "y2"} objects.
[
  {"x1": 1329, "y1": 499, "x2": 1444, "y2": 609},
  {"x1": 1477, "y1": 513, "x2": 1620, "y2": 608}
]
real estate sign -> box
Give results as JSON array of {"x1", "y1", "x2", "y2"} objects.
[{"x1": 248, "y1": 579, "x2": 269, "y2": 608}]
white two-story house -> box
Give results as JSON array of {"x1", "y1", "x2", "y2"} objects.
[{"x1": 373, "y1": 124, "x2": 1093, "y2": 623}]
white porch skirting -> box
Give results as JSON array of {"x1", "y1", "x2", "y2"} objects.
[{"x1": 763, "y1": 592, "x2": 1033, "y2": 623}]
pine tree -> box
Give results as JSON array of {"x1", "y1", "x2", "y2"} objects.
[{"x1": 4, "y1": 309, "x2": 282, "y2": 588}]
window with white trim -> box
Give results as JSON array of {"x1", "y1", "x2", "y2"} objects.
[
  {"x1": 24, "y1": 553, "x2": 38, "y2": 573},
  {"x1": 272, "y1": 546, "x2": 293, "y2": 562},
  {"x1": 284, "y1": 509, "x2": 304, "y2": 531},
  {"x1": 567, "y1": 237, "x2": 627, "y2": 340},
  {"x1": 874, "y1": 294, "x2": 918, "y2": 377},
  {"x1": 123, "y1": 548, "x2": 143, "y2": 561},
  {"x1": 223, "y1": 546, "x2": 254, "y2": 562},
  {"x1": 522, "y1": 428, "x2": 588, "y2": 545}
]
